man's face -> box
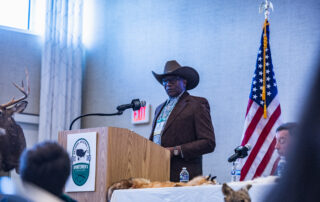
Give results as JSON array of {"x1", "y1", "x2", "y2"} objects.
[
  {"x1": 275, "y1": 129, "x2": 290, "y2": 157},
  {"x1": 162, "y1": 75, "x2": 186, "y2": 98}
]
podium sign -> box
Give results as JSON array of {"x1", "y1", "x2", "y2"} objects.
[{"x1": 65, "y1": 132, "x2": 97, "y2": 192}]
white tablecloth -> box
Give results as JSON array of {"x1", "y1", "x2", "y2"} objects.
[{"x1": 111, "y1": 183, "x2": 275, "y2": 202}]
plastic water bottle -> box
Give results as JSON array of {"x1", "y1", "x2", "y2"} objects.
[
  {"x1": 231, "y1": 161, "x2": 241, "y2": 182},
  {"x1": 277, "y1": 156, "x2": 286, "y2": 177},
  {"x1": 179, "y1": 167, "x2": 189, "y2": 182}
]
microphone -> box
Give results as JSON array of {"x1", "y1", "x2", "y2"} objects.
[
  {"x1": 116, "y1": 99, "x2": 146, "y2": 112},
  {"x1": 69, "y1": 99, "x2": 146, "y2": 130},
  {"x1": 228, "y1": 144, "x2": 251, "y2": 162}
]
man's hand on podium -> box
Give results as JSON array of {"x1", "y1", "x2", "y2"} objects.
[{"x1": 166, "y1": 146, "x2": 182, "y2": 157}]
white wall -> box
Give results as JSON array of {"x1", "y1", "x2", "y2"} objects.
[{"x1": 0, "y1": 27, "x2": 41, "y2": 115}]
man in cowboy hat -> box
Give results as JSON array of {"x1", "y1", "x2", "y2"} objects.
[{"x1": 149, "y1": 60, "x2": 216, "y2": 182}]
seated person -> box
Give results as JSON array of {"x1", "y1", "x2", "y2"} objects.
[
  {"x1": 19, "y1": 141, "x2": 76, "y2": 202},
  {"x1": 272, "y1": 122, "x2": 298, "y2": 176}
]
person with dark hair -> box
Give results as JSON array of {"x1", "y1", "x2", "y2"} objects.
[
  {"x1": 271, "y1": 122, "x2": 298, "y2": 176},
  {"x1": 274, "y1": 122, "x2": 298, "y2": 157},
  {"x1": 19, "y1": 141, "x2": 76, "y2": 202},
  {"x1": 150, "y1": 60, "x2": 216, "y2": 182}
]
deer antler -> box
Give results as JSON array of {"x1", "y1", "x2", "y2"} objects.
[{"x1": 0, "y1": 69, "x2": 30, "y2": 108}]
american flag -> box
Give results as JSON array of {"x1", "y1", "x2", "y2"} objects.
[{"x1": 239, "y1": 20, "x2": 282, "y2": 181}]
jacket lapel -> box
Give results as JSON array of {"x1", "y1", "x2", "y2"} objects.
[{"x1": 161, "y1": 92, "x2": 189, "y2": 135}]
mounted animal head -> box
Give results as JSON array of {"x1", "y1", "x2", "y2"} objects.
[
  {"x1": 0, "y1": 69, "x2": 30, "y2": 173},
  {"x1": 222, "y1": 183, "x2": 252, "y2": 202}
]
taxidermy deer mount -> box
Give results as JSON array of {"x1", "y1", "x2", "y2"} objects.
[{"x1": 0, "y1": 69, "x2": 30, "y2": 173}]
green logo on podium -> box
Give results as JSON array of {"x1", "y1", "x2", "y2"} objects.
[{"x1": 71, "y1": 138, "x2": 91, "y2": 186}]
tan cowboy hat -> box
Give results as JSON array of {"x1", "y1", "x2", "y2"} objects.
[{"x1": 152, "y1": 60, "x2": 199, "y2": 90}]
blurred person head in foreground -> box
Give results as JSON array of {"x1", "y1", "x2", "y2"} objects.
[
  {"x1": 265, "y1": 63, "x2": 320, "y2": 202},
  {"x1": 19, "y1": 141, "x2": 75, "y2": 202}
]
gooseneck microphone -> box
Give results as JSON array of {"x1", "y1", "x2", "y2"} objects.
[
  {"x1": 228, "y1": 144, "x2": 251, "y2": 162},
  {"x1": 69, "y1": 99, "x2": 146, "y2": 130},
  {"x1": 117, "y1": 99, "x2": 146, "y2": 112}
]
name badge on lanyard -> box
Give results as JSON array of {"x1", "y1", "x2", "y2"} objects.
[{"x1": 153, "y1": 118, "x2": 166, "y2": 145}]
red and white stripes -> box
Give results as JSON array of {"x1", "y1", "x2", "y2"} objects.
[{"x1": 239, "y1": 96, "x2": 282, "y2": 181}]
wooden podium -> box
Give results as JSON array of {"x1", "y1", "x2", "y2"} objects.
[{"x1": 58, "y1": 127, "x2": 170, "y2": 202}]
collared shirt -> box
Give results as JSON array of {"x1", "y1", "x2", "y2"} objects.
[{"x1": 153, "y1": 91, "x2": 185, "y2": 145}]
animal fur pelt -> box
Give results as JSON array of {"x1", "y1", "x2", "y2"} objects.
[
  {"x1": 107, "y1": 175, "x2": 217, "y2": 201},
  {"x1": 222, "y1": 183, "x2": 252, "y2": 202}
]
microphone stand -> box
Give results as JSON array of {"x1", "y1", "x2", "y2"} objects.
[
  {"x1": 69, "y1": 111, "x2": 123, "y2": 130},
  {"x1": 69, "y1": 99, "x2": 145, "y2": 130}
]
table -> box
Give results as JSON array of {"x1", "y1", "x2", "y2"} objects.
[{"x1": 111, "y1": 183, "x2": 275, "y2": 202}]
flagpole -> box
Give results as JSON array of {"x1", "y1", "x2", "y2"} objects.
[
  {"x1": 259, "y1": 0, "x2": 273, "y2": 118},
  {"x1": 239, "y1": 0, "x2": 281, "y2": 181}
]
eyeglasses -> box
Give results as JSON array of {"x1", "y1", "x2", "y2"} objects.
[{"x1": 162, "y1": 76, "x2": 181, "y2": 86}]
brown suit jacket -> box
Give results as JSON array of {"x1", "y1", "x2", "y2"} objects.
[{"x1": 149, "y1": 92, "x2": 216, "y2": 182}]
